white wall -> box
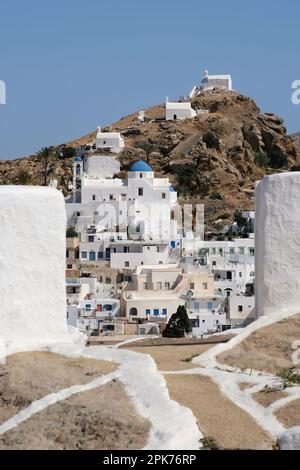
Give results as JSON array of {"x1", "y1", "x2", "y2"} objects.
[
  {"x1": 0, "y1": 187, "x2": 71, "y2": 355},
  {"x1": 256, "y1": 173, "x2": 300, "y2": 317},
  {"x1": 85, "y1": 155, "x2": 120, "y2": 178},
  {"x1": 166, "y1": 102, "x2": 196, "y2": 121},
  {"x1": 229, "y1": 295, "x2": 255, "y2": 326}
]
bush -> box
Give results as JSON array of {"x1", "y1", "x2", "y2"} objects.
[
  {"x1": 66, "y1": 226, "x2": 78, "y2": 238},
  {"x1": 254, "y1": 152, "x2": 270, "y2": 168},
  {"x1": 277, "y1": 369, "x2": 300, "y2": 387},
  {"x1": 16, "y1": 170, "x2": 31, "y2": 185},
  {"x1": 269, "y1": 150, "x2": 289, "y2": 169},
  {"x1": 162, "y1": 305, "x2": 191, "y2": 338},
  {"x1": 209, "y1": 192, "x2": 223, "y2": 201}
]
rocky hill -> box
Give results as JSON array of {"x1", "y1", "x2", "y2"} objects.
[{"x1": 1, "y1": 89, "x2": 299, "y2": 233}]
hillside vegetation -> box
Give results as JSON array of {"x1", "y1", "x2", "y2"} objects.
[{"x1": 1, "y1": 89, "x2": 298, "y2": 232}]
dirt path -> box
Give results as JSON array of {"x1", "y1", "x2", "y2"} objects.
[
  {"x1": 128, "y1": 344, "x2": 214, "y2": 371},
  {"x1": 165, "y1": 374, "x2": 274, "y2": 449}
]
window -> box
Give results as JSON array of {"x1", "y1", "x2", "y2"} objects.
[
  {"x1": 156, "y1": 247, "x2": 160, "y2": 252},
  {"x1": 99, "y1": 276, "x2": 103, "y2": 282},
  {"x1": 138, "y1": 187, "x2": 143, "y2": 196},
  {"x1": 125, "y1": 261, "x2": 129, "y2": 267},
  {"x1": 212, "y1": 261, "x2": 216, "y2": 266},
  {"x1": 130, "y1": 307, "x2": 138, "y2": 316},
  {"x1": 229, "y1": 248, "x2": 235, "y2": 254},
  {"x1": 98, "y1": 251, "x2": 103, "y2": 259},
  {"x1": 145, "y1": 309, "x2": 151, "y2": 315},
  {"x1": 106, "y1": 277, "x2": 111, "y2": 284},
  {"x1": 140, "y1": 173, "x2": 143, "y2": 178},
  {"x1": 142, "y1": 282, "x2": 147, "y2": 289},
  {"x1": 250, "y1": 271, "x2": 255, "y2": 277},
  {"x1": 165, "y1": 282, "x2": 170, "y2": 289},
  {"x1": 154, "y1": 309, "x2": 159, "y2": 316},
  {"x1": 92, "y1": 194, "x2": 96, "y2": 201},
  {"x1": 211, "y1": 248, "x2": 216, "y2": 255},
  {"x1": 67, "y1": 264, "x2": 72, "y2": 269},
  {"x1": 238, "y1": 305, "x2": 243, "y2": 312},
  {"x1": 249, "y1": 248, "x2": 255, "y2": 256},
  {"x1": 162, "y1": 193, "x2": 166, "y2": 199},
  {"x1": 202, "y1": 282, "x2": 208, "y2": 290},
  {"x1": 109, "y1": 194, "x2": 113, "y2": 200},
  {"x1": 207, "y1": 302, "x2": 213, "y2": 311},
  {"x1": 89, "y1": 251, "x2": 96, "y2": 261},
  {"x1": 159, "y1": 261, "x2": 163, "y2": 264},
  {"x1": 121, "y1": 194, "x2": 126, "y2": 201},
  {"x1": 190, "y1": 283, "x2": 195, "y2": 290},
  {"x1": 162, "y1": 308, "x2": 167, "y2": 316},
  {"x1": 88, "y1": 236, "x2": 94, "y2": 243},
  {"x1": 239, "y1": 272, "x2": 242, "y2": 278},
  {"x1": 81, "y1": 251, "x2": 87, "y2": 259},
  {"x1": 239, "y1": 247, "x2": 245, "y2": 255}
]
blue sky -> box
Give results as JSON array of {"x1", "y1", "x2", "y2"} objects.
[{"x1": 0, "y1": 0, "x2": 299, "y2": 159}]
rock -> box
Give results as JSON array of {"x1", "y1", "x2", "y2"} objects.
[{"x1": 277, "y1": 427, "x2": 300, "y2": 450}]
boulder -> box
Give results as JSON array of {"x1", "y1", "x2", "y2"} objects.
[{"x1": 278, "y1": 427, "x2": 300, "y2": 450}]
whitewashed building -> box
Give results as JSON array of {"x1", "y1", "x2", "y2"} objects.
[
  {"x1": 67, "y1": 158, "x2": 178, "y2": 239},
  {"x1": 189, "y1": 70, "x2": 233, "y2": 98},
  {"x1": 229, "y1": 294, "x2": 255, "y2": 327},
  {"x1": 165, "y1": 101, "x2": 196, "y2": 121},
  {"x1": 94, "y1": 127, "x2": 124, "y2": 154}
]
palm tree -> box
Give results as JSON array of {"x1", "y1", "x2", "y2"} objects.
[
  {"x1": 37, "y1": 147, "x2": 54, "y2": 186},
  {"x1": 17, "y1": 170, "x2": 31, "y2": 185}
]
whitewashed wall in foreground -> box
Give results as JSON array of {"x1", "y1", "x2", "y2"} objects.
[
  {"x1": 255, "y1": 173, "x2": 300, "y2": 317},
  {"x1": 0, "y1": 186, "x2": 71, "y2": 354}
]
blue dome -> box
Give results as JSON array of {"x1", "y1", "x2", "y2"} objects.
[
  {"x1": 74, "y1": 156, "x2": 82, "y2": 162},
  {"x1": 129, "y1": 160, "x2": 153, "y2": 172}
]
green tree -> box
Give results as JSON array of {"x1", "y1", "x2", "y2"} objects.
[
  {"x1": 162, "y1": 305, "x2": 191, "y2": 338},
  {"x1": 59, "y1": 145, "x2": 77, "y2": 159},
  {"x1": 37, "y1": 146, "x2": 55, "y2": 186},
  {"x1": 234, "y1": 211, "x2": 248, "y2": 228},
  {"x1": 66, "y1": 226, "x2": 78, "y2": 238}
]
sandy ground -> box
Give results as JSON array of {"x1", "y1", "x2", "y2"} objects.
[
  {"x1": 217, "y1": 314, "x2": 300, "y2": 374},
  {"x1": 128, "y1": 344, "x2": 214, "y2": 371},
  {"x1": 0, "y1": 352, "x2": 118, "y2": 423},
  {"x1": 122, "y1": 334, "x2": 235, "y2": 349},
  {"x1": 0, "y1": 380, "x2": 150, "y2": 450},
  {"x1": 252, "y1": 390, "x2": 288, "y2": 407},
  {"x1": 165, "y1": 374, "x2": 274, "y2": 450},
  {"x1": 275, "y1": 398, "x2": 300, "y2": 428}
]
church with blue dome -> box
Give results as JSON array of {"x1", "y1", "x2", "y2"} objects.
[
  {"x1": 67, "y1": 155, "x2": 178, "y2": 244},
  {"x1": 129, "y1": 160, "x2": 153, "y2": 173}
]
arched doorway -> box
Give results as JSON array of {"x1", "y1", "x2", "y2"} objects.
[{"x1": 129, "y1": 307, "x2": 138, "y2": 316}]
